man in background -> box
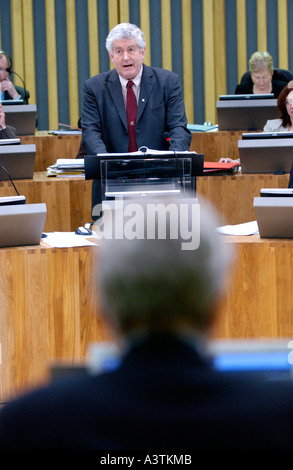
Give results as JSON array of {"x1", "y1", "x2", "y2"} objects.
[
  {"x1": 81, "y1": 23, "x2": 191, "y2": 214},
  {"x1": 0, "y1": 51, "x2": 29, "y2": 103}
]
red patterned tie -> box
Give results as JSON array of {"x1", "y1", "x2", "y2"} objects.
[{"x1": 126, "y1": 80, "x2": 138, "y2": 152}]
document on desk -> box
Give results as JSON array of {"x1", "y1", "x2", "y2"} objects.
[
  {"x1": 216, "y1": 220, "x2": 259, "y2": 236},
  {"x1": 43, "y1": 232, "x2": 99, "y2": 247},
  {"x1": 48, "y1": 130, "x2": 82, "y2": 135}
]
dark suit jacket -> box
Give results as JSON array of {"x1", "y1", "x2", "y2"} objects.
[
  {"x1": 81, "y1": 64, "x2": 191, "y2": 154},
  {"x1": 81, "y1": 65, "x2": 192, "y2": 214},
  {"x1": 1, "y1": 334, "x2": 293, "y2": 450},
  {"x1": 0, "y1": 124, "x2": 17, "y2": 139},
  {"x1": 3, "y1": 84, "x2": 30, "y2": 104},
  {"x1": 234, "y1": 79, "x2": 287, "y2": 98}
]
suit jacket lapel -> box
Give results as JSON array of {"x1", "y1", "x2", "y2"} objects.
[
  {"x1": 107, "y1": 70, "x2": 128, "y2": 129},
  {"x1": 137, "y1": 65, "x2": 154, "y2": 122}
]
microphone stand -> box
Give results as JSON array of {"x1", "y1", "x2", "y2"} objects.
[{"x1": 163, "y1": 133, "x2": 183, "y2": 188}]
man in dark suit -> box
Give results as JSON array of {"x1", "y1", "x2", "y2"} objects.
[
  {"x1": 0, "y1": 51, "x2": 29, "y2": 103},
  {"x1": 1, "y1": 196, "x2": 293, "y2": 450},
  {"x1": 81, "y1": 23, "x2": 191, "y2": 215}
]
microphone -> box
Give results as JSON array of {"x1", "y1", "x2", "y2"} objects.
[
  {"x1": 0, "y1": 165, "x2": 21, "y2": 196},
  {"x1": 163, "y1": 132, "x2": 183, "y2": 187}
]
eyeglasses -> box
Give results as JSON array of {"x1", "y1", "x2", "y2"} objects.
[
  {"x1": 285, "y1": 99, "x2": 293, "y2": 106},
  {"x1": 113, "y1": 46, "x2": 139, "y2": 57}
]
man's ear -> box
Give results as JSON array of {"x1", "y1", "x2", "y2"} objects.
[{"x1": 108, "y1": 51, "x2": 114, "y2": 64}]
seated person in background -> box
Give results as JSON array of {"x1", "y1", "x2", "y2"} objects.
[
  {"x1": 234, "y1": 51, "x2": 286, "y2": 98},
  {"x1": 0, "y1": 103, "x2": 17, "y2": 138},
  {"x1": 0, "y1": 51, "x2": 29, "y2": 103},
  {"x1": 2, "y1": 197, "x2": 293, "y2": 449},
  {"x1": 264, "y1": 81, "x2": 293, "y2": 132}
]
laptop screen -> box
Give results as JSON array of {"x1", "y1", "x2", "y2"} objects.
[
  {"x1": 217, "y1": 98, "x2": 278, "y2": 131},
  {"x1": 219, "y1": 93, "x2": 275, "y2": 100},
  {"x1": 210, "y1": 339, "x2": 293, "y2": 381}
]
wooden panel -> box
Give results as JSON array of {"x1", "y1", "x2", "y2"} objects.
[
  {"x1": 278, "y1": 0, "x2": 289, "y2": 69},
  {"x1": 0, "y1": 173, "x2": 92, "y2": 232},
  {"x1": 20, "y1": 134, "x2": 82, "y2": 171},
  {"x1": 257, "y1": 0, "x2": 267, "y2": 51},
  {"x1": 212, "y1": 236, "x2": 293, "y2": 339},
  {"x1": 108, "y1": 0, "x2": 119, "y2": 32},
  {"x1": 119, "y1": 0, "x2": 129, "y2": 23},
  {"x1": 11, "y1": 0, "x2": 24, "y2": 88},
  {"x1": 161, "y1": 0, "x2": 172, "y2": 71},
  {"x1": 214, "y1": 0, "x2": 227, "y2": 98},
  {"x1": 190, "y1": 130, "x2": 243, "y2": 161},
  {"x1": 22, "y1": 0, "x2": 36, "y2": 104},
  {"x1": 88, "y1": 0, "x2": 100, "y2": 77},
  {"x1": 236, "y1": 0, "x2": 247, "y2": 81},
  {"x1": 66, "y1": 0, "x2": 79, "y2": 126},
  {"x1": 182, "y1": 0, "x2": 194, "y2": 123},
  {"x1": 140, "y1": 0, "x2": 150, "y2": 66},
  {"x1": 197, "y1": 173, "x2": 290, "y2": 225},
  {"x1": 0, "y1": 245, "x2": 111, "y2": 402},
  {"x1": 203, "y1": 0, "x2": 216, "y2": 124},
  {"x1": 0, "y1": 169, "x2": 290, "y2": 232},
  {"x1": 45, "y1": 0, "x2": 58, "y2": 129},
  {"x1": 20, "y1": 132, "x2": 242, "y2": 171},
  {"x1": 2, "y1": 236, "x2": 293, "y2": 402}
]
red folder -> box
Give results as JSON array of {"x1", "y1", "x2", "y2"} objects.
[{"x1": 203, "y1": 161, "x2": 240, "y2": 175}]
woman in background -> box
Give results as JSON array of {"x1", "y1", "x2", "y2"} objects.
[
  {"x1": 235, "y1": 51, "x2": 286, "y2": 98},
  {"x1": 264, "y1": 81, "x2": 293, "y2": 132}
]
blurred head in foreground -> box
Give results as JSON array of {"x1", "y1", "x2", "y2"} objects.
[{"x1": 96, "y1": 196, "x2": 234, "y2": 340}]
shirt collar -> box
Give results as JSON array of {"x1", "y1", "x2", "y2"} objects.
[{"x1": 119, "y1": 65, "x2": 143, "y2": 89}]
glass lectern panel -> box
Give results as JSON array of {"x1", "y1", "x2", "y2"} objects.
[{"x1": 100, "y1": 158, "x2": 193, "y2": 200}]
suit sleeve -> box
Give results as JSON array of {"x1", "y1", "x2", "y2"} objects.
[
  {"x1": 81, "y1": 80, "x2": 108, "y2": 155},
  {"x1": 165, "y1": 74, "x2": 191, "y2": 151}
]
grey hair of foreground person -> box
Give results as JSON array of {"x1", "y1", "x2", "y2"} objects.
[
  {"x1": 97, "y1": 197, "x2": 235, "y2": 336},
  {"x1": 105, "y1": 23, "x2": 146, "y2": 55}
]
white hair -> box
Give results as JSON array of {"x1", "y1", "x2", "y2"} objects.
[
  {"x1": 105, "y1": 23, "x2": 146, "y2": 55},
  {"x1": 97, "y1": 196, "x2": 234, "y2": 335}
]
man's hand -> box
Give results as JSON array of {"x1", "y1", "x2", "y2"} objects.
[{"x1": 0, "y1": 77, "x2": 19, "y2": 100}]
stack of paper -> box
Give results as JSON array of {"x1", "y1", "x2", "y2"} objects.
[{"x1": 47, "y1": 159, "x2": 85, "y2": 177}]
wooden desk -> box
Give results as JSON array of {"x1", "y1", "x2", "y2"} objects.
[
  {"x1": 0, "y1": 172, "x2": 92, "y2": 232},
  {"x1": 20, "y1": 131, "x2": 241, "y2": 172},
  {"x1": 197, "y1": 172, "x2": 290, "y2": 224},
  {"x1": 1, "y1": 236, "x2": 293, "y2": 402},
  {"x1": 212, "y1": 235, "x2": 293, "y2": 340},
  {"x1": 20, "y1": 133, "x2": 82, "y2": 171},
  {"x1": 0, "y1": 243, "x2": 111, "y2": 403},
  {"x1": 190, "y1": 130, "x2": 243, "y2": 161},
  {"x1": 0, "y1": 172, "x2": 290, "y2": 232}
]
